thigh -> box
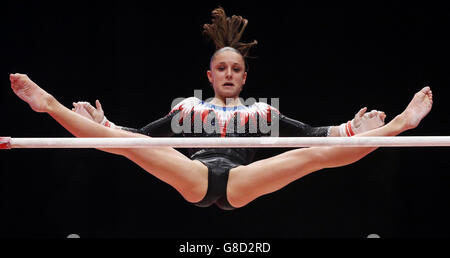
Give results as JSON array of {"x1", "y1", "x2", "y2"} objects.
[
  {"x1": 107, "y1": 129, "x2": 209, "y2": 203},
  {"x1": 227, "y1": 147, "x2": 326, "y2": 208},
  {"x1": 124, "y1": 146, "x2": 209, "y2": 203}
]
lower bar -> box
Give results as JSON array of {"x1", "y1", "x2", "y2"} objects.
[{"x1": 2, "y1": 136, "x2": 450, "y2": 149}]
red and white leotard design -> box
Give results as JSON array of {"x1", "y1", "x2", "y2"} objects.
[{"x1": 169, "y1": 97, "x2": 280, "y2": 137}]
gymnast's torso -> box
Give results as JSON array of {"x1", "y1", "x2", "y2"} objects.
[{"x1": 120, "y1": 97, "x2": 331, "y2": 165}]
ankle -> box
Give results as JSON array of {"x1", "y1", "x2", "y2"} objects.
[
  {"x1": 390, "y1": 114, "x2": 409, "y2": 134},
  {"x1": 43, "y1": 93, "x2": 56, "y2": 113}
]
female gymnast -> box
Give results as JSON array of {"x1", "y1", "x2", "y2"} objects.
[{"x1": 9, "y1": 7, "x2": 433, "y2": 210}]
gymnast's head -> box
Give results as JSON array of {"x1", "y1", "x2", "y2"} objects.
[{"x1": 203, "y1": 7, "x2": 257, "y2": 99}]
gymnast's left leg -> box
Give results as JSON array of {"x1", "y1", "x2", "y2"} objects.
[{"x1": 226, "y1": 87, "x2": 433, "y2": 208}]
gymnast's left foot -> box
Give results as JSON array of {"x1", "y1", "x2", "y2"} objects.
[{"x1": 399, "y1": 86, "x2": 433, "y2": 130}]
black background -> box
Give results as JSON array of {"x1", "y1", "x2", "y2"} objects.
[{"x1": 1, "y1": 1, "x2": 450, "y2": 240}]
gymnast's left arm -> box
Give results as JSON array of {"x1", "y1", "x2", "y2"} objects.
[{"x1": 275, "y1": 107, "x2": 386, "y2": 137}]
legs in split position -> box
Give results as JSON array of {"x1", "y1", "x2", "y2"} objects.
[
  {"x1": 9, "y1": 73, "x2": 208, "y2": 203},
  {"x1": 227, "y1": 87, "x2": 433, "y2": 208},
  {"x1": 9, "y1": 73, "x2": 433, "y2": 209}
]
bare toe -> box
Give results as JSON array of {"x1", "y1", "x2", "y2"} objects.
[{"x1": 401, "y1": 86, "x2": 433, "y2": 130}]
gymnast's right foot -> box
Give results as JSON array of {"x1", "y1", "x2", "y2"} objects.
[{"x1": 10, "y1": 73, "x2": 53, "y2": 113}]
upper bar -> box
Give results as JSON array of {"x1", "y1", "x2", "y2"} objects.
[{"x1": 3, "y1": 136, "x2": 450, "y2": 149}]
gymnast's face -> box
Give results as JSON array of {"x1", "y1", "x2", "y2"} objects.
[{"x1": 207, "y1": 50, "x2": 247, "y2": 100}]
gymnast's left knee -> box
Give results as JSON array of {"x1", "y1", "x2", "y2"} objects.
[{"x1": 225, "y1": 186, "x2": 252, "y2": 209}]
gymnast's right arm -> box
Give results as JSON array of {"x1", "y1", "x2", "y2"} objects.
[
  {"x1": 9, "y1": 73, "x2": 152, "y2": 156},
  {"x1": 72, "y1": 100, "x2": 176, "y2": 137}
]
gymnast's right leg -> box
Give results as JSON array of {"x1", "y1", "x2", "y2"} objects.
[{"x1": 9, "y1": 73, "x2": 208, "y2": 203}]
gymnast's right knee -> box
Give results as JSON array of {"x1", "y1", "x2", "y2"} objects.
[{"x1": 177, "y1": 182, "x2": 208, "y2": 204}]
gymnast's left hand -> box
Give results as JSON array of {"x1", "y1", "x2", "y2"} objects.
[{"x1": 352, "y1": 107, "x2": 386, "y2": 134}]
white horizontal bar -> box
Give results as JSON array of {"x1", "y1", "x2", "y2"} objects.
[{"x1": 2, "y1": 136, "x2": 450, "y2": 149}]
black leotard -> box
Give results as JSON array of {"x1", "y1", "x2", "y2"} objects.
[{"x1": 120, "y1": 97, "x2": 330, "y2": 209}]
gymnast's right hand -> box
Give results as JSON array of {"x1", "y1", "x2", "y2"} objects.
[
  {"x1": 10, "y1": 73, "x2": 53, "y2": 113},
  {"x1": 72, "y1": 100, "x2": 105, "y2": 123},
  {"x1": 72, "y1": 100, "x2": 117, "y2": 128}
]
